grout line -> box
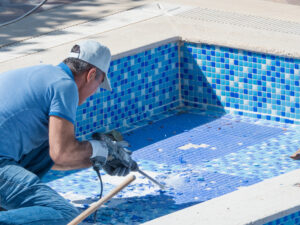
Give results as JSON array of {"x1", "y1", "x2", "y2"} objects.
[
  {"x1": 225, "y1": 107, "x2": 300, "y2": 122},
  {"x1": 182, "y1": 99, "x2": 300, "y2": 123},
  {"x1": 182, "y1": 99, "x2": 221, "y2": 110},
  {"x1": 178, "y1": 40, "x2": 183, "y2": 107}
]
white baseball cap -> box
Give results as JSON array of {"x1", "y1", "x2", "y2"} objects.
[{"x1": 68, "y1": 39, "x2": 112, "y2": 91}]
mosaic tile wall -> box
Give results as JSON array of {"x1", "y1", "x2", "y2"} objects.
[
  {"x1": 75, "y1": 40, "x2": 300, "y2": 137},
  {"x1": 264, "y1": 211, "x2": 300, "y2": 225},
  {"x1": 75, "y1": 42, "x2": 180, "y2": 138},
  {"x1": 180, "y1": 42, "x2": 300, "y2": 124}
]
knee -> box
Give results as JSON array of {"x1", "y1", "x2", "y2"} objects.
[
  {"x1": 22, "y1": 184, "x2": 80, "y2": 223},
  {"x1": 40, "y1": 185, "x2": 80, "y2": 222}
]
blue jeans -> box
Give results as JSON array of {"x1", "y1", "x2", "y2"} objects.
[{"x1": 0, "y1": 143, "x2": 79, "y2": 225}]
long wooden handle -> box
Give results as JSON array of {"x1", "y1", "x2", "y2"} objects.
[{"x1": 68, "y1": 175, "x2": 136, "y2": 225}]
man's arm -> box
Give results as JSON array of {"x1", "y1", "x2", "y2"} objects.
[{"x1": 49, "y1": 115, "x2": 92, "y2": 170}]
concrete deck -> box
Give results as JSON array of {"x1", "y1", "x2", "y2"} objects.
[
  {"x1": 1, "y1": 0, "x2": 300, "y2": 224},
  {"x1": 1, "y1": 0, "x2": 300, "y2": 73}
]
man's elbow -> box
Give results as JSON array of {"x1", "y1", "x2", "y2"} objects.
[{"x1": 49, "y1": 146, "x2": 67, "y2": 165}]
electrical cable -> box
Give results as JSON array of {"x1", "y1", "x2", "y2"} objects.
[
  {"x1": 0, "y1": 0, "x2": 48, "y2": 28},
  {"x1": 92, "y1": 166, "x2": 103, "y2": 224}
]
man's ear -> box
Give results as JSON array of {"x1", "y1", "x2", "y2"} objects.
[{"x1": 86, "y1": 68, "x2": 97, "y2": 83}]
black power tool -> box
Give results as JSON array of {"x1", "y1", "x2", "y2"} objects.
[{"x1": 92, "y1": 132, "x2": 165, "y2": 189}]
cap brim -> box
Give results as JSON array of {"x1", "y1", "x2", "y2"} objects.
[{"x1": 99, "y1": 74, "x2": 112, "y2": 91}]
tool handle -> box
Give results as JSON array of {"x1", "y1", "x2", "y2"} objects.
[{"x1": 68, "y1": 175, "x2": 136, "y2": 225}]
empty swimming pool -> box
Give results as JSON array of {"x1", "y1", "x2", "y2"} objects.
[{"x1": 42, "y1": 40, "x2": 300, "y2": 224}]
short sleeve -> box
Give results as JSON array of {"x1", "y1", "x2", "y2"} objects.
[{"x1": 49, "y1": 79, "x2": 79, "y2": 124}]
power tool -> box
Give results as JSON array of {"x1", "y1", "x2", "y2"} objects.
[{"x1": 92, "y1": 132, "x2": 165, "y2": 189}]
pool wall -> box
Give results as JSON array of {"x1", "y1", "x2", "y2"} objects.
[
  {"x1": 75, "y1": 39, "x2": 300, "y2": 139},
  {"x1": 264, "y1": 211, "x2": 300, "y2": 225},
  {"x1": 181, "y1": 42, "x2": 300, "y2": 124},
  {"x1": 75, "y1": 41, "x2": 180, "y2": 138}
]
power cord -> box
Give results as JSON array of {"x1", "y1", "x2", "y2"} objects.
[
  {"x1": 0, "y1": 0, "x2": 48, "y2": 28},
  {"x1": 92, "y1": 165, "x2": 103, "y2": 224}
]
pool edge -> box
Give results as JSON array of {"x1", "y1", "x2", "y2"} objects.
[{"x1": 142, "y1": 168, "x2": 300, "y2": 225}]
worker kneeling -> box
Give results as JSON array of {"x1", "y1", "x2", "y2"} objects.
[{"x1": 0, "y1": 40, "x2": 135, "y2": 225}]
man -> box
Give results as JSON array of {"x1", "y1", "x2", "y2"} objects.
[{"x1": 0, "y1": 40, "x2": 134, "y2": 224}]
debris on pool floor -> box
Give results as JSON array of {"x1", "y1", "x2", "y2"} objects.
[{"x1": 43, "y1": 108, "x2": 300, "y2": 224}]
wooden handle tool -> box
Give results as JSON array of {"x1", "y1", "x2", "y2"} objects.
[{"x1": 68, "y1": 174, "x2": 136, "y2": 225}]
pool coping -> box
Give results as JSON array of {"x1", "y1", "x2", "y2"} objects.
[
  {"x1": 143, "y1": 168, "x2": 300, "y2": 225},
  {"x1": 1, "y1": 0, "x2": 300, "y2": 73}
]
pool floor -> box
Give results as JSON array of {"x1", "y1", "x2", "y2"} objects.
[{"x1": 43, "y1": 108, "x2": 300, "y2": 224}]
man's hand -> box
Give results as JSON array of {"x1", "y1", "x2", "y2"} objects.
[
  {"x1": 89, "y1": 140, "x2": 109, "y2": 166},
  {"x1": 90, "y1": 133, "x2": 138, "y2": 176},
  {"x1": 102, "y1": 163, "x2": 131, "y2": 176}
]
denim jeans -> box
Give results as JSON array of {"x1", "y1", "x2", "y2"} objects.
[{"x1": 0, "y1": 143, "x2": 79, "y2": 225}]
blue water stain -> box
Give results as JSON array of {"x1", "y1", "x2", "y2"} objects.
[
  {"x1": 131, "y1": 215, "x2": 143, "y2": 221},
  {"x1": 184, "y1": 177, "x2": 191, "y2": 182},
  {"x1": 179, "y1": 156, "x2": 187, "y2": 164}
]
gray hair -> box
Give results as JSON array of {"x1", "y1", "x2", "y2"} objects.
[
  {"x1": 63, "y1": 57, "x2": 93, "y2": 75},
  {"x1": 63, "y1": 45, "x2": 103, "y2": 79}
]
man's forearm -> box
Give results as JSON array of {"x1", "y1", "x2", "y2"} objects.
[
  {"x1": 49, "y1": 116, "x2": 94, "y2": 170},
  {"x1": 52, "y1": 140, "x2": 93, "y2": 170}
]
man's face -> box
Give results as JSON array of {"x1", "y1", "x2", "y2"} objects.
[{"x1": 78, "y1": 68, "x2": 105, "y2": 105}]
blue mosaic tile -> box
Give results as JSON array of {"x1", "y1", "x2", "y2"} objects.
[
  {"x1": 75, "y1": 42, "x2": 179, "y2": 139},
  {"x1": 128, "y1": 113, "x2": 284, "y2": 165},
  {"x1": 181, "y1": 42, "x2": 300, "y2": 124},
  {"x1": 43, "y1": 108, "x2": 300, "y2": 224},
  {"x1": 264, "y1": 211, "x2": 300, "y2": 225}
]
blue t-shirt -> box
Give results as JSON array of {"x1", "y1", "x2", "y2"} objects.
[{"x1": 0, "y1": 63, "x2": 79, "y2": 161}]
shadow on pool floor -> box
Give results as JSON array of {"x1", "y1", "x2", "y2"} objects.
[{"x1": 80, "y1": 193, "x2": 199, "y2": 224}]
